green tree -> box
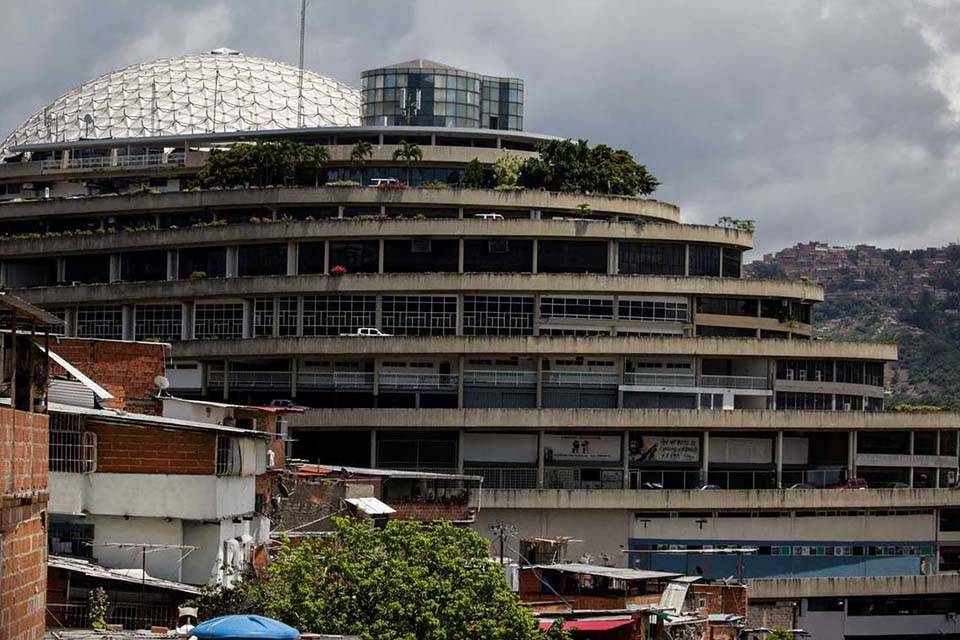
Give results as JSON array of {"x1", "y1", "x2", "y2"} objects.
[
  {"x1": 392, "y1": 140, "x2": 423, "y2": 185},
  {"x1": 350, "y1": 140, "x2": 375, "y2": 185},
  {"x1": 463, "y1": 158, "x2": 486, "y2": 188},
  {"x1": 303, "y1": 144, "x2": 330, "y2": 187},
  {"x1": 88, "y1": 587, "x2": 108, "y2": 630},
  {"x1": 493, "y1": 153, "x2": 524, "y2": 190},
  {"x1": 767, "y1": 629, "x2": 795, "y2": 640},
  {"x1": 518, "y1": 138, "x2": 658, "y2": 196},
  {"x1": 193, "y1": 518, "x2": 549, "y2": 640}
]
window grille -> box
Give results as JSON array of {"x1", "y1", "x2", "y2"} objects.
[
  {"x1": 76, "y1": 306, "x2": 123, "y2": 339},
  {"x1": 463, "y1": 296, "x2": 533, "y2": 336},
  {"x1": 49, "y1": 413, "x2": 96, "y2": 473},
  {"x1": 195, "y1": 303, "x2": 244, "y2": 339},
  {"x1": 216, "y1": 436, "x2": 233, "y2": 476},
  {"x1": 302, "y1": 296, "x2": 376, "y2": 336},
  {"x1": 134, "y1": 304, "x2": 182, "y2": 341},
  {"x1": 381, "y1": 295, "x2": 456, "y2": 336},
  {"x1": 540, "y1": 296, "x2": 613, "y2": 320},
  {"x1": 618, "y1": 298, "x2": 689, "y2": 323}
]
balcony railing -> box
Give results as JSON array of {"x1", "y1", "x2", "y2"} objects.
[
  {"x1": 544, "y1": 467, "x2": 625, "y2": 489},
  {"x1": 543, "y1": 371, "x2": 619, "y2": 388},
  {"x1": 46, "y1": 602, "x2": 177, "y2": 631},
  {"x1": 208, "y1": 370, "x2": 291, "y2": 389},
  {"x1": 623, "y1": 372, "x2": 696, "y2": 387},
  {"x1": 39, "y1": 152, "x2": 186, "y2": 171},
  {"x1": 700, "y1": 374, "x2": 768, "y2": 390},
  {"x1": 379, "y1": 373, "x2": 459, "y2": 391},
  {"x1": 464, "y1": 466, "x2": 538, "y2": 489},
  {"x1": 630, "y1": 469, "x2": 703, "y2": 490},
  {"x1": 463, "y1": 370, "x2": 538, "y2": 387}
]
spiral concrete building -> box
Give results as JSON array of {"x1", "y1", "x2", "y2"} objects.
[{"x1": 1, "y1": 51, "x2": 959, "y2": 638}]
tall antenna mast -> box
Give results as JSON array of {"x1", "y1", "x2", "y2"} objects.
[{"x1": 297, "y1": 0, "x2": 307, "y2": 128}]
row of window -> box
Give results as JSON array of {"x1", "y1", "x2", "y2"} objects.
[
  {"x1": 646, "y1": 543, "x2": 934, "y2": 557},
  {"x1": 776, "y1": 391, "x2": 884, "y2": 410},
  {"x1": 777, "y1": 359, "x2": 884, "y2": 386}
]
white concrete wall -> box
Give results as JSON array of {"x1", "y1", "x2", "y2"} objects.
[
  {"x1": 49, "y1": 472, "x2": 255, "y2": 520},
  {"x1": 88, "y1": 515, "x2": 184, "y2": 582},
  {"x1": 473, "y1": 508, "x2": 631, "y2": 566},
  {"x1": 182, "y1": 521, "x2": 223, "y2": 585},
  {"x1": 162, "y1": 397, "x2": 232, "y2": 424}
]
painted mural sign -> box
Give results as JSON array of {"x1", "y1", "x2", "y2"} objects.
[
  {"x1": 543, "y1": 434, "x2": 621, "y2": 462},
  {"x1": 629, "y1": 435, "x2": 700, "y2": 463}
]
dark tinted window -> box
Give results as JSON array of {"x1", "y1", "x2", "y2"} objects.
[
  {"x1": 538, "y1": 241, "x2": 607, "y2": 274},
  {"x1": 689, "y1": 245, "x2": 721, "y2": 277},
  {"x1": 297, "y1": 241, "x2": 327, "y2": 275},
  {"x1": 618, "y1": 242, "x2": 685, "y2": 275},
  {"x1": 178, "y1": 247, "x2": 226, "y2": 279},
  {"x1": 329, "y1": 241, "x2": 379, "y2": 274},
  {"x1": 121, "y1": 250, "x2": 167, "y2": 282}
]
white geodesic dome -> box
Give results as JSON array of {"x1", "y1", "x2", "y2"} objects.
[{"x1": 1, "y1": 48, "x2": 360, "y2": 156}]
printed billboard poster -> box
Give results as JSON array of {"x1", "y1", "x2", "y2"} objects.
[
  {"x1": 542, "y1": 434, "x2": 621, "y2": 462},
  {"x1": 629, "y1": 435, "x2": 700, "y2": 463}
]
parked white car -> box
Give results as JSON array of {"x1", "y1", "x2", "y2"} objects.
[
  {"x1": 339, "y1": 327, "x2": 393, "y2": 337},
  {"x1": 474, "y1": 212, "x2": 504, "y2": 220},
  {"x1": 369, "y1": 178, "x2": 400, "y2": 187}
]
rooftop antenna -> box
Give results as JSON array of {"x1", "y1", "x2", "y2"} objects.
[{"x1": 297, "y1": 0, "x2": 307, "y2": 128}]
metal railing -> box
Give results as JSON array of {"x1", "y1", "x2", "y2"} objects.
[
  {"x1": 379, "y1": 373, "x2": 459, "y2": 391},
  {"x1": 463, "y1": 370, "x2": 538, "y2": 387},
  {"x1": 49, "y1": 416, "x2": 96, "y2": 473},
  {"x1": 465, "y1": 466, "x2": 538, "y2": 489},
  {"x1": 46, "y1": 602, "x2": 178, "y2": 630},
  {"x1": 629, "y1": 470, "x2": 703, "y2": 490},
  {"x1": 700, "y1": 374, "x2": 768, "y2": 390},
  {"x1": 623, "y1": 372, "x2": 696, "y2": 387},
  {"x1": 208, "y1": 370, "x2": 291, "y2": 389},
  {"x1": 544, "y1": 467, "x2": 625, "y2": 489},
  {"x1": 543, "y1": 371, "x2": 619, "y2": 388},
  {"x1": 39, "y1": 152, "x2": 186, "y2": 172}
]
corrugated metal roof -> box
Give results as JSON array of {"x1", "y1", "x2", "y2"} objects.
[
  {"x1": 533, "y1": 563, "x2": 682, "y2": 581},
  {"x1": 49, "y1": 554, "x2": 199, "y2": 594},
  {"x1": 345, "y1": 496, "x2": 396, "y2": 516}
]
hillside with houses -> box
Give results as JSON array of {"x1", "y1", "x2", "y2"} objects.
[{"x1": 749, "y1": 241, "x2": 960, "y2": 407}]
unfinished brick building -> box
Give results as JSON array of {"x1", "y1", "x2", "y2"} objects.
[{"x1": 0, "y1": 295, "x2": 61, "y2": 640}]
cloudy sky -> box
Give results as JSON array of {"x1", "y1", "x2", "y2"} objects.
[{"x1": 2, "y1": 0, "x2": 959, "y2": 255}]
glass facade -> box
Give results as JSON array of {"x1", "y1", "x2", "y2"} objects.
[{"x1": 361, "y1": 61, "x2": 523, "y2": 130}]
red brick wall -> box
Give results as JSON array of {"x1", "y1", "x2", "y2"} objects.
[
  {"x1": 0, "y1": 408, "x2": 49, "y2": 640},
  {"x1": 90, "y1": 422, "x2": 216, "y2": 475},
  {"x1": 0, "y1": 501, "x2": 47, "y2": 640},
  {"x1": 51, "y1": 338, "x2": 167, "y2": 414}
]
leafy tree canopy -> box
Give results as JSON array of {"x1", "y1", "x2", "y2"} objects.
[
  {"x1": 198, "y1": 140, "x2": 329, "y2": 188},
  {"x1": 189, "y1": 518, "x2": 564, "y2": 640},
  {"x1": 518, "y1": 139, "x2": 659, "y2": 196}
]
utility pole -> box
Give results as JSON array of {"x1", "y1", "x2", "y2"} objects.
[
  {"x1": 490, "y1": 521, "x2": 516, "y2": 565},
  {"x1": 297, "y1": 0, "x2": 307, "y2": 128}
]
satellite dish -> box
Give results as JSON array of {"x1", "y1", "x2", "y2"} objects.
[{"x1": 154, "y1": 375, "x2": 170, "y2": 390}]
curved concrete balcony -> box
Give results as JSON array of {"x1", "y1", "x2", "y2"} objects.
[
  {"x1": 481, "y1": 487, "x2": 960, "y2": 511},
  {"x1": 15, "y1": 273, "x2": 819, "y2": 306},
  {"x1": 0, "y1": 186, "x2": 681, "y2": 223},
  {"x1": 287, "y1": 408, "x2": 958, "y2": 432},
  {"x1": 0, "y1": 217, "x2": 749, "y2": 258},
  {"x1": 169, "y1": 335, "x2": 895, "y2": 361}
]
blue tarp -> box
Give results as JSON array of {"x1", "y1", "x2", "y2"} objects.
[{"x1": 191, "y1": 615, "x2": 299, "y2": 639}]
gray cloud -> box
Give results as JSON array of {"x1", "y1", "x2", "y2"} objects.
[{"x1": 2, "y1": 0, "x2": 959, "y2": 255}]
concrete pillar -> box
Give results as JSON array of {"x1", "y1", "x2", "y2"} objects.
[
  {"x1": 109, "y1": 254, "x2": 122, "y2": 283},
  {"x1": 455, "y1": 294, "x2": 464, "y2": 336},
  {"x1": 537, "y1": 430, "x2": 545, "y2": 489},
  {"x1": 370, "y1": 430, "x2": 378, "y2": 468},
  {"x1": 296, "y1": 296, "x2": 305, "y2": 337},
  {"x1": 458, "y1": 207, "x2": 464, "y2": 220},
  {"x1": 909, "y1": 431, "x2": 915, "y2": 488},
  {"x1": 226, "y1": 246, "x2": 239, "y2": 278},
  {"x1": 378, "y1": 239, "x2": 385, "y2": 273},
  {"x1": 622, "y1": 431, "x2": 630, "y2": 489},
  {"x1": 775, "y1": 431, "x2": 784, "y2": 489},
  {"x1": 286, "y1": 241, "x2": 298, "y2": 276},
  {"x1": 457, "y1": 356, "x2": 465, "y2": 409},
  {"x1": 701, "y1": 432, "x2": 710, "y2": 484},
  {"x1": 935, "y1": 431, "x2": 941, "y2": 488},
  {"x1": 337, "y1": 205, "x2": 345, "y2": 219},
  {"x1": 531, "y1": 240, "x2": 539, "y2": 274},
  {"x1": 607, "y1": 240, "x2": 617, "y2": 275},
  {"x1": 848, "y1": 431, "x2": 858, "y2": 480},
  {"x1": 222, "y1": 360, "x2": 230, "y2": 400},
  {"x1": 533, "y1": 294, "x2": 542, "y2": 336},
  {"x1": 0, "y1": 262, "x2": 6, "y2": 287},
  {"x1": 121, "y1": 305, "x2": 134, "y2": 341},
  {"x1": 167, "y1": 250, "x2": 178, "y2": 281},
  {"x1": 64, "y1": 308, "x2": 78, "y2": 338},
  {"x1": 181, "y1": 301, "x2": 194, "y2": 341},
  {"x1": 56, "y1": 258, "x2": 67, "y2": 283},
  {"x1": 684, "y1": 244, "x2": 690, "y2": 276},
  {"x1": 372, "y1": 357, "x2": 380, "y2": 400},
  {"x1": 536, "y1": 358, "x2": 544, "y2": 408},
  {"x1": 290, "y1": 358, "x2": 298, "y2": 399},
  {"x1": 241, "y1": 299, "x2": 254, "y2": 339},
  {"x1": 458, "y1": 239, "x2": 465, "y2": 273},
  {"x1": 375, "y1": 296, "x2": 383, "y2": 329},
  {"x1": 457, "y1": 430, "x2": 465, "y2": 475}
]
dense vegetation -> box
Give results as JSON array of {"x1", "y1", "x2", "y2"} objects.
[
  {"x1": 518, "y1": 139, "x2": 660, "y2": 196},
  {"x1": 189, "y1": 518, "x2": 567, "y2": 640},
  {"x1": 198, "y1": 140, "x2": 329, "y2": 188},
  {"x1": 752, "y1": 243, "x2": 960, "y2": 408}
]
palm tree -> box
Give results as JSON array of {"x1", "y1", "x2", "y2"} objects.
[
  {"x1": 305, "y1": 144, "x2": 330, "y2": 187},
  {"x1": 350, "y1": 140, "x2": 374, "y2": 185},
  {"x1": 392, "y1": 140, "x2": 423, "y2": 185}
]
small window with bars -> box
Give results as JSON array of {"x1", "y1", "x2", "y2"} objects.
[
  {"x1": 195, "y1": 303, "x2": 244, "y2": 340},
  {"x1": 134, "y1": 304, "x2": 182, "y2": 342},
  {"x1": 216, "y1": 436, "x2": 234, "y2": 476},
  {"x1": 49, "y1": 414, "x2": 96, "y2": 473},
  {"x1": 76, "y1": 306, "x2": 123, "y2": 340}
]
